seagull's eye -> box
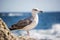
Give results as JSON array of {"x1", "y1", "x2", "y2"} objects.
[
  {"x1": 33, "y1": 9, "x2": 38, "y2": 11},
  {"x1": 34, "y1": 9, "x2": 38, "y2": 11}
]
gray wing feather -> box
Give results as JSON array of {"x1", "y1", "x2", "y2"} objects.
[{"x1": 9, "y1": 16, "x2": 33, "y2": 30}]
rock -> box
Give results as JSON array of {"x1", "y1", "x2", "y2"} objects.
[
  {"x1": 0, "y1": 18, "x2": 19, "y2": 40},
  {"x1": 0, "y1": 18, "x2": 36, "y2": 40},
  {"x1": 19, "y1": 36, "x2": 36, "y2": 40}
]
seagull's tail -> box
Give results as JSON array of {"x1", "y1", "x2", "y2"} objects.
[
  {"x1": 9, "y1": 27, "x2": 16, "y2": 30},
  {"x1": 9, "y1": 24, "x2": 18, "y2": 30}
]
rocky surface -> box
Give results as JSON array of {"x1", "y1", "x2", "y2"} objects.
[{"x1": 0, "y1": 18, "x2": 19, "y2": 40}]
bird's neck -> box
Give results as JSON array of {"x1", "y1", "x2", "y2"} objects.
[
  {"x1": 32, "y1": 13, "x2": 38, "y2": 19},
  {"x1": 32, "y1": 13, "x2": 38, "y2": 25},
  {"x1": 32, "y1": 13, "x2": 38, "y2": 20}
]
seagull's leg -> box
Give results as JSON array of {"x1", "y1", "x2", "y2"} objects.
[{"x1": 27, "y1": 30, "x2": 29, "y2": 36}]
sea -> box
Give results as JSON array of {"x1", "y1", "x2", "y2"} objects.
[
  {"x1": 0, "y1": 12, "x2": 60, "y2": 30},
  {"x1": 1, "y1": 12, "x2": 60, "y2": 40}
]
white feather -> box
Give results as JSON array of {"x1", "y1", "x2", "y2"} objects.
[{"x1": 22, "y1": 13, "x2": 38, "y2": 30}]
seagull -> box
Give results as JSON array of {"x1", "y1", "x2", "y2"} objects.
[{"x1": 9, "y1": 8, "x2": 42, "y2": 36}]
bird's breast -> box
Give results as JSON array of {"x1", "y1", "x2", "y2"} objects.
[{"x1": 22, "y1": 14, "x2": 38, "y2": 30}]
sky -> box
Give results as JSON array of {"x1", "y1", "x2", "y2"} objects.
[{"x1": 0, "y1": 0, "x2": 60, "y2": 12}]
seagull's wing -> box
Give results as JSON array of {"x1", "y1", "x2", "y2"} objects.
[{"x1": 9, "y1": 16, "x2": 33, "y2": 30}]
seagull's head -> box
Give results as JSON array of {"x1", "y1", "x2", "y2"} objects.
[{"x1": 32, "y1": 8, "x2": 43, "y2": 14}]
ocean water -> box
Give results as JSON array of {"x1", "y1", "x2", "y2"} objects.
[
  {"x1": 1, "y1": 12, "x2": 60, "y2": 40},
  {"x1": 0, "y1": 12, "x2": 60, "y2": 30}
]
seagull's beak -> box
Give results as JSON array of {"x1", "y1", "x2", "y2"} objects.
[{"x1": 39, "y1": 10, "x2": 43, "y2": 13}]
